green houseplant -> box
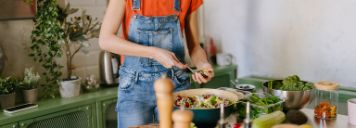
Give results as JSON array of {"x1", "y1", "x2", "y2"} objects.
[
  {"x1": 29, "y1": 0, "x2": 100, "y2": 98},
  {"x1": 0, "y1": 77, "x2": 19, "y2": 109},
  {"x1": 22, "y1": 67, "x2": 41, "y2": 104},
  {"x1": 29, "y1": 0, "x2": 64, "y2": 99},
  {"x1": 57, "y1": 4, "x2": 100, "y2": 98}
]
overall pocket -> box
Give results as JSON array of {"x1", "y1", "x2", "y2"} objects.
[
  {"x1": 173, "y1": 69, "x2": 190, "y2": 88},
  {"x1": 118, "y1": 69, "x2": 136, "y2": 90}
]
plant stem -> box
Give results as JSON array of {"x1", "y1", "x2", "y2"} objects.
[{"x1": 64, "y1": 39, "x2": 72, "y2": 80}]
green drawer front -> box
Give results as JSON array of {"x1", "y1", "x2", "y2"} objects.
[
  {"x1": 0, "y1": 123, "x2": 17, "y2": 128},
  {"x1": 28, "y1": 111, "x2": 89, "y2": 128}
]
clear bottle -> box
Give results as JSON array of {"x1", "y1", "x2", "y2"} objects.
[
  {"x1": 216, "y1": 103, "x2": 228, "y2": 128},
  {"x1": 314, "y1": 81, "x2": 339, "y2": 119},
  {"x1": 242, "y1": 102, "x2": 252, "y2": 128}
]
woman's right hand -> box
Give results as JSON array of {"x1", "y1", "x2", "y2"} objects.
[{"x1": 151, "y1": 47, "x2": 187, "y2": 69}]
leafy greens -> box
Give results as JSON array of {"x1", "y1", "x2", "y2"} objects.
[{"x1": 268, "y1": 75, "x2": 313, "y2": 91}]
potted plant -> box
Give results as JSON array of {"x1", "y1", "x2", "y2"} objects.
[
  {"x1": 22, "y1": 67, "x2": 41, "y2": 104},
  {"x1": 29, "y1": 0, "x2": 64, "y2": 99},
  {"x1": 57, "y1": 4, "x2": 100, "y2": 98},
  {"x1": 0, "y1": 77, "x2": 18, "y2": 109}
]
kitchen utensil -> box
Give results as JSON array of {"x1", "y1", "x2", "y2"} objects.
[
  {"x1": 154, "y1": 76, "x2": 174, "y2": 128},
  {"x1": 174, "y1": 88, "x2": 243, "y2": 127},
  {"x1": 186, "y1": 66, "x2": 208, "y2": 78},
  {"x1": 99, "y1": 51, "x2": 120, "y2": 86},
  {"x1": 173, "y1": 108, "x2": 193, "y2": 128},
  {"x1": 348, "y1": 98, "x2": 356, "y2": 125},
  {"x1": 263, "y1": 80, "x2": 313, "y2": 110}
]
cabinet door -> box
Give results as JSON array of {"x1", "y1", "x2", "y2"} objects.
[
  {"x1": 0, "y1": 123, "x2": 18, "y2": 128},
  {"x1": 99, "y1": 98, "x2": 117, "y2": 128},
  {"x1": 18, "y1": 104, "x2": 94, "y2": 128}
]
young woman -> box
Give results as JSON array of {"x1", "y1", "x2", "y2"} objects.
[{"x1": 99, "y1": 0, "x2": 213, "y2": 127}]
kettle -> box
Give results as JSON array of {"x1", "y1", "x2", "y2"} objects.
[{"x1": 99, "y1": 50, "x2": 120, "y2": 86}]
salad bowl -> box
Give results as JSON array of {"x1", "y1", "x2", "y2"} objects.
[
  {"x1": 173, "y1": 88, "x2": 244, "y2": 127},
  {"x1": 263, "y1": 80, "x2": 314, "y2": 110}
]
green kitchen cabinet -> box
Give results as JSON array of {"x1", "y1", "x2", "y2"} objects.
[
  {"x1": 0, "y1": 88, "x2": 117, "y2": 128},
  {"x1": 0, "y1": 123, "x2": 17, "y2": 128},
  {"x1": 97, "y1": 98, "x2": 117, "y2": 128},
  {"x1": 18, "y1": 104, "x2": 94, "y2": 128},
  {"x1": 191, "y1": 64, "x2": 237, "y2": 89},
  {"x1": 0, "y1": 65, "x2": 235, "y2": 128}
]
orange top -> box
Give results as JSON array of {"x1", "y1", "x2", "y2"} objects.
[{"x1": 122, "y1": 0, "x2": 203, "y2": 39}]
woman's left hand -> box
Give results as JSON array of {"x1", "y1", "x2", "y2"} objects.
[{"x1": 191, "y1": 63, "x2": 214, "y2": 84}]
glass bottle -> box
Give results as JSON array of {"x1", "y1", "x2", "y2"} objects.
[
  {"x1": 314, "y1": 81, "x2": 339, "y2": 119},
  {"x1": 242, "y1": 102, "x2": 252, "y2": 128},
  {"x1": 216, "y1": 103, "x2": 228, "y2": 128}
]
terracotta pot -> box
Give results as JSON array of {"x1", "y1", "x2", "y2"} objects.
[
  {"x1": 0, "y1": 93, "x2": 16, "y2": 109},
  {"x1": 23, "y1": 88, "x2": 38, "y2": 104},
  {"x1": 59, "y1": 78, "x2": 81, "y2": 98}
]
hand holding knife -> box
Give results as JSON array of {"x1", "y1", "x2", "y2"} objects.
[{"x1": 186, "y1": 66, "x2": 209, "y2": 79}]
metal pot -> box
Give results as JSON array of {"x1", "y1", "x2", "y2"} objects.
[
  {"x1": 174, "y1": 88, "x2": 244, "y2": 127},
  {"x1": 263, "y1": 80, "x2": 314, "y2": 110}
]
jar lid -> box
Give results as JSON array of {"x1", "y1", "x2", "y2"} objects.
[{"x1": 314, "y1": 81, "x2": 339, "y2": 91}]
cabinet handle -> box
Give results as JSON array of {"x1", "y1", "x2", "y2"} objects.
[
  {"x1": 12, "y1": 124, "x2": 16, "y2": 128},
  {"x1": 20, "y1": 123, "x2": 24, "y2": 127},
  {"x1": 103, "y1": 103, "x2": 106, "y2": 107}
]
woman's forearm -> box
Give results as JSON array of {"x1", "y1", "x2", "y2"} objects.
[
  {"x1": 190, "y1": 46, "x2": 209, "y2": 67},
  {"x1": 185, "y1": 11, "x2": 210, "y2": 67}
]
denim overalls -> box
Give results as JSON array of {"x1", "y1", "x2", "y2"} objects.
[{"x1": 116, "y1": 0, "x2": 190, "y2": 127}]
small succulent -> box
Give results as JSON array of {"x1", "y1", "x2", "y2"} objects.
[{"x1": 22, "y1": 67, "x2": 41, "y2": 90}]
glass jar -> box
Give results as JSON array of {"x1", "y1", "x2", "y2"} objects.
[{"x1": 314, "y1": 81, "x2": 339, "y2": 119}]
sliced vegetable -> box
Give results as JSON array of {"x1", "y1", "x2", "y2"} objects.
[{"x1": 253, "y1": 111, "x2": 286, "y2": 128}]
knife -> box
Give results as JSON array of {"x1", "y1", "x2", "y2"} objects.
[{"x1": 187, "y1": 67, "x2": 209, "y2": 79}]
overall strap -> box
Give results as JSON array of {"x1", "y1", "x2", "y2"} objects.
[
  {"x1": 174, "y1": 0, "x2": 181, "y2": 12},
  {"x1": 132, "y1": 0, "x2": 180, "y2": 13},
  {"x1": 132, "y1": 0, "x2": 141, "y2": 10}
]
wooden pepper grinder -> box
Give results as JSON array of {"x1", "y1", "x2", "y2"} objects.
[
  {"x1": 173, "y1": 109, "x2": 193, "y2": 128},
  {"x1": 154, "y1": 75, "x2": 174, "y2": 128}
]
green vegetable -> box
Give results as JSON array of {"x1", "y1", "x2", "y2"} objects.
[
  {"x1": 209, "y1": 95, "x2": 217, "y2": 105},
  {"x1": 237, "y1": 94, "x2": 283, "y2": 119},
  {"x1": 268, "y1": 75, "x2": 313, "y2": 91},
  {"x1": 190, "y1": 123, "x2": 197, "y2": 128},
  {"x1": 253, "y1": 111, "x2": 286, "y2": 128}
]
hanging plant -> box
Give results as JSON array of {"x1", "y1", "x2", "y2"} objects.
[{"x1": 29, "y1": 0, "x2": 64, "y2": 99}]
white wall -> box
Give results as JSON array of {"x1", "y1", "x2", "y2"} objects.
[{"x1": 202, "y1": 0, "x2": 356, "y2": 86}]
